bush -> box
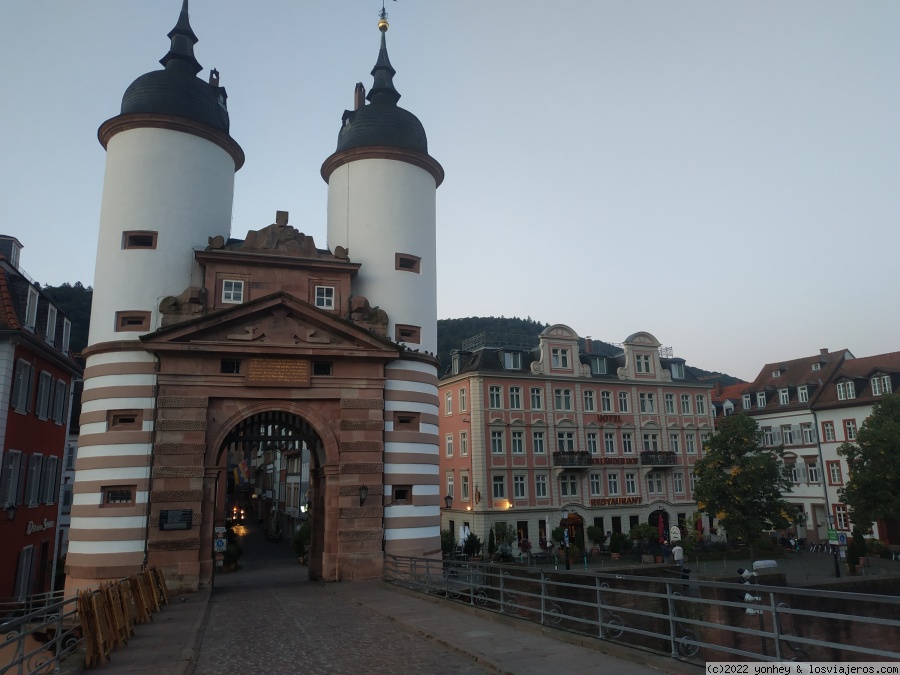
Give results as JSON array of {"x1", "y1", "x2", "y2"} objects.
[
  {"x1": 586, "y1": 525, "x2": 605, "y2": 548},
  {"x1": 866, "y1": 538, "x2": 888, "y2": 558},
  {"x1": 462, "y1": 532, "x2": 483, "y2": 557},
  {"x1": 847, "y1": 527, "x2": 867, "y2": 566},
  {"x1": 487, "y1": 527, "x2": 496, "y2": 556},
  {"x1": 608, "y1": 531, "x2": 631, "y2": 553},
  {"x1": 440, "y1": 528, "x2": 455, "y2": 555},
  {"x1": 224, "y1": 539, "x2": 243, "y2": 567}
]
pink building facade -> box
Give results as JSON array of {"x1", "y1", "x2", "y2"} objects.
[{"x1": 439, "y1": 325, "x2": 714, "y2": 553}]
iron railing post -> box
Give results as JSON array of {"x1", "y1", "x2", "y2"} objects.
[
  {"x1": 770, "y1": 592, "x2": 783, "y2": 661},
  {"x1": 665, "y1": 582, "x2": 679, "y2": 658}
]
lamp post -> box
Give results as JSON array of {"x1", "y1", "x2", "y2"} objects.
[
  {"x1": 561, "y1": 508, "x2": 570, "y2": 571},
  {"x1": 825, "y1": 514, "x2": 841, "y2": 578}
]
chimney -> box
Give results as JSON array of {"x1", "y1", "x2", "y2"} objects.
[
  {"x1": 585, "y1": 337, "x2": 593, "y2": 353},
  {"x1": 354, "y1": 82, "x2": 366, "y2": 110},
  {"x1": 275, "y1": 211, "x2": 289, "y2": 226},
  {"x1": 209, "y1": 69, "x2": 220, "y2": 87},
  {"x1": 820, "y1": 348, "x2": 829, "y2": 356}
]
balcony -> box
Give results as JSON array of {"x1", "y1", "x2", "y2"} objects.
[
  {"x1": 640, "y1": 451, "x2": 678, "y2": 466},
  {"x1": 552, "y1": 451, "x2": 593, "y2": 468}
]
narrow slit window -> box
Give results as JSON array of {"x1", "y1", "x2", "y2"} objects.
[
  {"x1": 122, "y1": 231, "x2": 158, "y2": 249},
  {"x1": 115, "y1": 311, "x2": 151, "y2": 332},
  {"x1": 395, "y1": 253, "x2": 421, "y2": 274},
  {"x1": 395, "y1": 324, "x2": 421, "y2": 344}
]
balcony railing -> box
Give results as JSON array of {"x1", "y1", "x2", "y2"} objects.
[
  {"x1": 552, "y1": 451, "x2": 593, "y2": 468},
  {"x1": 639, "y1": 451, "x2": 678, "y2": 466}
]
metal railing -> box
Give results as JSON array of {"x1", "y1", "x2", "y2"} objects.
[
  {"x1": 384, "y1": 555, "x2": 900, "y2": 663},
  {"x1": 552, "y1": 451, "x2": 594, "y2": 467},
  {"x1": 639, "y1": 451, "x2": 679, "y2": 466},
  {"x1": 1, "y1": 590, "x2": 82, "y2": 674}
]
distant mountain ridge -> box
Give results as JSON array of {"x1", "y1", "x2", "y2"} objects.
[{"x1": 437, "y1": 316, "x2": 743, "y2": 386}]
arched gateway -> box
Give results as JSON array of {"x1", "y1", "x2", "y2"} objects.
[{"x1": 66, "y1": 6, "x2": 443, "y2": 594}]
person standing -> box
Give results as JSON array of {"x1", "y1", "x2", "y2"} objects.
[{"x1": 672, "y1": 543, "x2": 685, "y2": 568}]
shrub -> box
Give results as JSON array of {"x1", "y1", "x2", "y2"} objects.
[
  {"x1": 440, "y1": 528, "x2": 456, "y2": 555},
  {"x1": 463, "y1": 532, "x2": 483, "y2": 557},
  {"x1": 487, "y1": 527, "x2": 496, "y2": 556},
  {"x1": 586, "y1": 525, "x2": 605, "y2": 548},
  {"x1": 866, "y1": 538, "x2": 888, "y2": 558}
]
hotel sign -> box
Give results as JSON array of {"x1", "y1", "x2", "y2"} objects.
[
  {"x1": 590, "y1": 497, "x2": 643, "y2": 507},
  {"x1": 598, "y1": 414, "x2": 623, "y2": 423},
  {"x1": 591, "y1": 457, "x2": 639, "y2": 465},
  {"x1": 26, "y1": 518, "x2": 55, "y2": 535}
]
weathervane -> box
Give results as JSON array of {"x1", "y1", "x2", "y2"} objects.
[{"x1": 379, "y1": 0, "x2": 396, "y2": 23}]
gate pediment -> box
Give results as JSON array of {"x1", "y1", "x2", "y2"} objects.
[{"x1": 141, "y1": 291, "x2": 399, "y2": 358}]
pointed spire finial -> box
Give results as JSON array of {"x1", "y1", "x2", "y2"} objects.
[
  {"x1": 160, "y1": 0, "x2": 202, "y2": 75},
  {"x1": 368, "y1": 5, "x2": 400, "y2": 105}
]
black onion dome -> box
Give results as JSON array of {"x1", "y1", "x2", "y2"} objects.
[
  {"x1": 335, "y1": 29, "x2": 427, "y2": 154},
  {"x1": 119, "y1": 0, "x2": 230, "y2": 134}
]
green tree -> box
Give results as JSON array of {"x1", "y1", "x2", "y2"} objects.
[
  {"x1": 487, "y1": 527, "x2": 496, "y2": 557},
  {"x1": 838, "y1": 394, "x2": 900, "y2": 533},
  {"x1": 692, "y1": 413, "x2": 793, "y2": 544}
]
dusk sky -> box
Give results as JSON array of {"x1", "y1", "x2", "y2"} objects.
[{"x1": 2, "y1": 1, "x2": 899, "y2": 381}]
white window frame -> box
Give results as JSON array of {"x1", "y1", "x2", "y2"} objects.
[
  {"x1": 618, "y1": 392, "x2": 629, "y2": 413},
  {"x1": 535, "y1": 475, "x2": 547, "y2": 498},
  {"x1": 696, "y1": 395, "x2": 707, "y2": 415},
  {"x1": 25, "y1": 286, "x2": 39, "y2": 330},
  {"x1": 590, "y1": 473, "x2": 602, "y2": 496},
  {"x1": 685, "y1": 432, "x2": 696, "y2": 454},
  {"x1": 314, "y1": 285, "x2": 335, "y2": 310},
  {"x1": 625, "y1": 472, "x2": 637, "y2": 495},
  {"x1": 757, "y1": 392, "x2": 767, "y2": 407},
  {"x1": 681, "y1": 394, "x2": 692, "y2": 415},
  {"x1": 583, "y1": 390, "x2": 596, "y2": 412},
  {"x1": 551, "y1": 348, "x2": 570, "y2": 368},
  {"x1": 532, "y1": 431, "x2": 546, "y2": 454},
  {"x1": 513, "y1": 475, "x2": 526, "y2": 498},
  {"x1": 622, "y1": 432, "x2": 634, "y2": 454},
  {"x1": 459, "y1": 388, "x2": 467, "y2": 411},
  {"x1": 665, "y1": 394, "x2": 675, "y2": 414},
  {"x1": 446, "y1": 474, "x2": 454, "y2": 499},
  {"x1": 504, "y1": 352, "x2": 521, "y2": 370},
  {"x1": 445, "y1": 434, "x2": 453, "y2": 457},
  {"x1": 560, "y1": 474, "x2": 578, "y2": 496},
  {"x1": 460, "y1": 431, "x2": 468, "y2": 456},
  {"x1": 587, "y1": 432, "x2": 598, "y2": 455},
  {"x1": 742, "y1": 394, "x2": 752, "y2": 409},
  {"x1": 823, "y1": 422, "x2": 835, "y2": 442},
  {"x1": 530, "y1": 387, "x2": 543, "y2": 410},
  {"x1": 554, "y1": 388, "x2": 572, "y2": 411},
  {"x1": 46, "y1": 305, "x2": 57, "y2": 343},
  {"x1": 222, "y1": 279, "x2": 244, "y2": 304},
  {"x1": 489, "y1": 386, "x2": 502, "y2": 409},
  {"x1": 607, "y1": 473, "x2": 619, "y2": 496},
  {"x1": 871, "y1": 375, "x2": 892, "y2": 396},
  {"x1": 636, "y1": 354, "x2": 651, "y2": 373},
  {"x1": 798, "y1": 386, "x2": 809, "y2": 403},
  {"x1": 669, "y1": 433, "x2": 680, "y2": 453},
  {"x1": 461, "y1": 474, "x2": 470, "y2": 500},
  {"x1": 604, "y1": 432, "x2": 616, "y2": 455},
  {"x1": 511, "y1": 430, "x2": 524, "y2": 454},
  {"x1": 779, "y1": 389, "x2": 789, "y2": 405},
  {"x1": 491, "y1": 430, "x2": 504, "y2": 454},
  {"x1": 670, "y1": 363, "x2": 685, "y2": 379},
  {"x1": 601, "y1": 391, "x2": 612, "y2": 412},
  {"x1": 61, "y1": 318, "x2": 71, "y2": 354},
  {"x1": 492, "y1": 475, "x2": 505, "y2": 499},
  {"x1": 802, "y1": 423, "x2": 815, "y2": 444},
  {"x1": 556, "y1": 431, "x2": 575, "y2": 452},
  {"x1": 445, "y1": 391, "x2": 452, "y2": 415},
  {"x1": 837, "y1": 381, "x2": 855, "y2": 401},
  {"x1": 642, "y1": 433, "x2": 659, "y2": 452},
  {"x1": 590, "y1": 356, "x2": 606, "y2": 374},
  {"x1": 845, "y1": 420, "x2": 857, "y2": 441},
  {"x1": 639, "y1": 392, "x2": 655, "y2": 413},
  {"x1": 647, "y1": 471, "x2": 664, "y2": 495},
  {"x1": 674, "y1": 472, "x2": 685, "y2": 494},
  {"x1": 509, "y1": 386, "x2": 522, "y2": 410}
]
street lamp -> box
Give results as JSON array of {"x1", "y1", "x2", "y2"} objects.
[
  {"x1": 825, "y1": 514, "x2": 841, "y2": 578},
  {"x1": 444, "y1": 494, "x2": 453, "y2": 510}
]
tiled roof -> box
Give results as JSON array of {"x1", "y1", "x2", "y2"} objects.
[
  {"x1": 0, "y1": 267, "x2": 22, "y2": 330},
  {"x1": 745, "y1": 349, "x2": 852, "y2": 412},
  {"x1": 812, "y1": 351, "x2": 900, "y2": 408},
  {"x1": 712, "y1": 382, "x2": 748, "y2": 404}
]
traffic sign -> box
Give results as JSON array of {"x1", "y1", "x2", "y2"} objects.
[
  {"x1": 214, "y1": 538, "x2": 227, "y2": 553},
  {"x1": 827, "y1": 528, "x2": 838, "y2": 544},
  {"x1": 837, "y1": 532, "x2": 848, "y2": 546}
]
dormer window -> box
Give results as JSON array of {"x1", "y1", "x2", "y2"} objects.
[
  {"x1": 636, "y1": 354, "x2": 651, "y2": 374},
  {"x1": 590, "y1": 356, "x2": 606, "y2": 375},
  {"x1": 772, "y1": 370, "x2": 781, "y2": 378},
  {"x1": 798, "y1": 386, "x2": 808, "y2": 403},
  {"x1": 46, "y1": 305, "x2": 57, "y2": 343},
  {"x1": 504, "y1": 352, "x2": 521, "y2": 370},
  {"x1": 742, "y1": 394, "x2": 752, "y2": 409},
  {"x1": 670, "y1": 363, "x2": 685, "y2": 379},
  {"x1": 779, "y1": 389, "x2": 789, "y2": 405},
  {"x1": 61, "y1": 318, "x2": 71, "y2": 354},
  {"x1": 836, "y1": 381, "x2": 855, "y2": 401},
  {"x1": 314, "y1": 286, "x2": 335, "y2": 310},
  {"x1": 25, "y1": 286, "x2": 39, "y2": 330},
  {"x1": 757, "y1": 392, "x2": 767, "y2": 407},
  {"x1": 812, "y1": 363, "x2": 821, "y2": 371},
  {"x1": 551, "y1": 348, "x2": 569, "y2": 368},
  {"x1": 871, "y1": 375, "x2": 892, "y2": 396},
  {"x1": 222, "y1": 280, "x2": 244, "y2": 304}
]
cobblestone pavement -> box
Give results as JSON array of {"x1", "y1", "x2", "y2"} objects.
[{"x1": 192, "y1": 522, "x2": 489, "y2": 675}]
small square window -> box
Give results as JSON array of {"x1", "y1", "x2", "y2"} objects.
[
  {"x1": 393, "y1": 486, "x2": 411, "y2": 503},
  {"x1": 115, "y1": 311, "x2": 151, "y2": 332},
  {"x1": 395, "y1": 324, "x2": 421, "y2": 344},
  {"x1": 393, "y1": 411, "x2": 421, "y2": 431},
  {"x1": 315, "y1": 286, "x2": 335, "y2": 309},
  {"x1": 222, "y1": 280, "x2": 244, "y2": 304},
  {"x1": 122, "y1": 231, "x2": 158, "y2": 249},
  {"x1": 107, "y1": 409, "x2": 143, "y2": 431},
  {"x1": 102, "y1": 485, "x2": 136, "y2": 506},
  {"x1": 313, "y1": 362, "x2": 333, "y2": 376},
  {"x1": 220, "y1": 359, "x2": 241, "y2": 374},
  {"x1": 395, "y1": 253, "x2": 421, "y2": 274}
]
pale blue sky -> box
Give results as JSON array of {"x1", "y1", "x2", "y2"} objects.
[{"x1": 1, "y1": 1, "x2": 899, "y2": 381}]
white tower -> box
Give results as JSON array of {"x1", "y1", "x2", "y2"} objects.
[
  {"x1": 322, "y1": 14, "x2": 445, "y2": 559},
  {"x1": 67, "y1": 0, "x2": 243, "y2": 589}
]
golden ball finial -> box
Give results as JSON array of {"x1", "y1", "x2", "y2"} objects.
[{"x1": 378, "y1": 17, "x2": 389, "y2": 32}]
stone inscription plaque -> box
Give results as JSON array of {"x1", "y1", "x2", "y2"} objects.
[
  {"x1": 248, "y1": 357, "x2": 310, "y2": 386},
  {"x1": 159, "y1": 509, "x2": 193, "y2": 531}
]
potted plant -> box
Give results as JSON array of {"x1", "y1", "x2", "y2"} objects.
[
  {"x1": 608, "y1": 531, "x2": 629, "y2": 560},
  {"x1": 629, "y1": 522, "x2": 659, "y2": 563},
  {"x1": 586, "y1": 525, "x2": 605, "y2": 555}
]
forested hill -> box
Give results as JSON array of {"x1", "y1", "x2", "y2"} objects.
[{"x1": 437, "y1": 316, "x2": 743, "y2": 386}]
